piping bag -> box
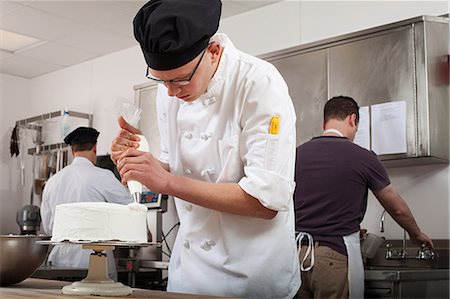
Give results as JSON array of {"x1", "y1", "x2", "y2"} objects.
[{"x1": 116, "y1": 98, "x2": 149, "y2": 203}]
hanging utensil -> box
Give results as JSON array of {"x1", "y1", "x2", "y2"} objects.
[
  {"x1": 18, "y1": 126, "x2": 28, "y2": 187},
  {"x1": 10, "y1": 124, "x2": 19, "y2": 157},
  {"x1": 56, "y1": 147, "x2": 61, "y2": 173}
]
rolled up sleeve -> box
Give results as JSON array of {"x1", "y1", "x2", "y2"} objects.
[
  {"x1": 237, "y1": 66, "x2": 297, "y2": 211},
  {"x1": 239, "y1": 166, "x2": 296, "y2": 211}
]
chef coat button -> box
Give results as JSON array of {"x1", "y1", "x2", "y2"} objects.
[
  {"x1": 184, "y1": 169, "x2": 193, "y2": 175},
  {"x1": 200, "y1": 132, "x2": 213, "y2": 141},
  {"x1": 183, "y1": 241, "x2": 190, "y2": 249},
  {"x1": 202, "y1": 97, "x2": 216, "y2": 106},
  {"x1": 184, "y1": 132, "x2": 193, "y2": 139},
  {"x1": 185, "y1": 204, "x2": 193, "y2": 212},
  {"x1": 200, "y1": 240, "x2": 212, "y2": 251},
  {"x1": 200, "y1": 168, "x2": 216, "y2": 176}
]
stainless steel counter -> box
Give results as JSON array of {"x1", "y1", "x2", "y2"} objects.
[
  {"x1": 364, "y1": 240, "x2": 449, "y2": 298},
  {"x1": 365, "y1": 267, "x2": 449, "y2": 282}
]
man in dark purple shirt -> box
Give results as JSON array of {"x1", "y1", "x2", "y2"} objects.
[{"x1": 294, "y1": 96, "x2": 433, "y2": 299}]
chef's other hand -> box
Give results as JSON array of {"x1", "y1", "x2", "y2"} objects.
[
  {"x1": 359, "y1": 228, "x2": 368, "y2": 240},
  {"x1": 117, "y1": 149, "x2": 169, "y2": 194},
  {"x1": 409, "y1": 231, "x2": 435, "y2": 250},
  {"x1": 111, "y1": 116, "x2": 143, "y2": 165}
]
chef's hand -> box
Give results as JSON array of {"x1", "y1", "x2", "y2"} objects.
[
  {"x1": 111, "y1": 116, "x2": 142, "y2": 165},
  {"x1": 117, "y1": 149, "x2": 170, "y2": 194},
  {"x1": 409, "y1": 231, "x2": 435, "y2": 249},
  {"x1": 359, "y1": 228, "x2": 368, "y2": 240}
]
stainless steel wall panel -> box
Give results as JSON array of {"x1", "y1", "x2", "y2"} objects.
[
  {"x1": 328, "y1": 27, "x2": 417, "y2": 159},
  {"x1": 269, "y1": 50, "x2": 328, "y2": 146},
  {"x1": 423, "y1": 21, "x2": 449, "y2": 160}
]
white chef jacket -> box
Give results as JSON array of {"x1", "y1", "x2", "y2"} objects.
[
  {"x1": 41, "y1": 156, "x2": 133, "y2": 279},
  {"x1": 157, "y1": 34, "x2": 300, "y2": 299}
]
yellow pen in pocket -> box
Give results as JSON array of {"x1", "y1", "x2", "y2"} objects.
[{"x1": 269, "y1": 115, "x2": 279, "y2": 134}]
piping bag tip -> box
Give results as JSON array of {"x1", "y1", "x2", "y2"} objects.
[{"x1": 132, "y1": 192, "x2": 141, "y2": 203}]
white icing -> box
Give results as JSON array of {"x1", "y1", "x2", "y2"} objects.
[
  {"x1": 51, "y1": 202, "x2": 147, "y2": 243},
  {"x1": 127, "y1": 135, "x2": 149, "y2": 198}
]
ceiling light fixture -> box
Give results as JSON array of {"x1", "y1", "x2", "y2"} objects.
[{"x1": 0, "y1": 29, "x2": 41, "y2": 52}]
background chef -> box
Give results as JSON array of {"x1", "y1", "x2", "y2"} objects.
[
  {"x1": 111, "y1": 0, "x2": 300, "y2": 298},
  {"x1": 294, "y1": 96, "x2": 434, "y2": 298},
  {"x1": 41, "y1": 127, "x2": 133, "y2": 281}
]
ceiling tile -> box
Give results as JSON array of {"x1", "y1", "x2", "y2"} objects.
[
  {"x1": 0, "y1": 55, "x2": 62, "y2": 78},
  {"x1": 234, "y1": 0, "x2": 281, "y2": 10},
  {"x1": 57, "y1": 27, "x2": 137, "y2": 55},
  {"x1": 17, "y1": 42, "x2": 99, "y2": 67},
  {"x1": 221, "y1": 1, "x2": 248, "y2": 19},
  {"x1": 0, "y1": 0, "x2": 23, "y2": 17},
  {"x1": 98, "y1": 10, "x2": 136, "y2": 39},
  {"x1": 0, "y1": 6, "x2": 87, "y2": 40},
  {"x1": 10, "y1": 0, "x2": 36, "y2": 5},
  {"x1": 0, "y1": 49, "x2": 14, "y2": 60},
  {"x1": 29, "y1": 1, "x2": 145, "y2": 26}
]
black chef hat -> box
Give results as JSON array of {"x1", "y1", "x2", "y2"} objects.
[
  {"x1": 64, "y1": 127, "x2": 99, "y2": 145},
  {"x1": 133, "y1": 0, "x2": 222, "y2": 71}
]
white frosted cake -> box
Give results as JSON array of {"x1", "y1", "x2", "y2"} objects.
[{"x1": 51, "y1": 202, "x2": 147, "y2": 243}]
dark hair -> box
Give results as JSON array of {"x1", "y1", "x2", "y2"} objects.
[
  {"x1": 324, "y1": 96, "x2": 360, "y2": 124},
  {"x1": 72, "y1": 143, "x2": 95, "y2": 152}
]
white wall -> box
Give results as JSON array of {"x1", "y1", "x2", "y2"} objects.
[
  {"x1": 298, "y1": 1, "x2": 448, "y2": 44},
  {"x1": 0, "y1": 74, "x2": 32, "y2": 234},
  {"x1": 1, "y1": 1, "x2": 448, "y2": 243}
]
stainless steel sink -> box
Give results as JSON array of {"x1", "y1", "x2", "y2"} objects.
[
  {"x1": 365, "y1": 267, "x2": 449, "y2": 281},
  {"x1": 364, "y1": 239, "x2": 449, "y2": 298}
]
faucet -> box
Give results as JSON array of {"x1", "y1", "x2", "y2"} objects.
[
  {"x1": 379, "y1": 209, "x2": 408, "y2": 259},
  {"x1": 380, "y1": 210, "x2": 435, "y2": 261},
  {"x1": 380, "y1": 209, "x2": 387, "y2": 233},
  {"x1": 417, "y1": 243, "x2": 435, "y2": 260}
]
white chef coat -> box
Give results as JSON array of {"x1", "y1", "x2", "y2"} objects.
[
  {"x1": 157, "y1": 34, "x2": 300, "y2": 299},
  {"x1": 41, "y1": 156, "x2": 133, "y2": 279}
]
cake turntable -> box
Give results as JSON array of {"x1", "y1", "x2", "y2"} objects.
[{"x1": 37, "y1": 240, "x2": 158, "y2": 296}]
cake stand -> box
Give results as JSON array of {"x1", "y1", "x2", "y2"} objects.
[{"x1": 37, "y1": 240, "x2": 157, "y2": 296}]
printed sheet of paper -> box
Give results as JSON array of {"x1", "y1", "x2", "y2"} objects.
[
  {"x1": 353, "y1": 106, "x2": 370, "y2": 150},
  {"x1": 371, "y1": 101, "x2": 407, "y2": 155}
]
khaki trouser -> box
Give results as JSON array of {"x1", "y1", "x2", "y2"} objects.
[{"x1": 296, "y1": 243, "x2": 349, "y2": 299}]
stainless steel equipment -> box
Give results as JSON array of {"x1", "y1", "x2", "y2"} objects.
[
  {"x1": 16, "y1": 205, "x2": 41, "y2": 235},
  {"x1": 365, "y1": 268, "x2": 449, "y2": 298},
  {"x1": 260, "y1": 15, "x2": 449, "y2": 167},
  {"x1": 379, "y1": 210, "x2": 436, "y2": 261},
  {"x1": 364, "y1": 239, "x2": 449, "y2": 298},
  {"x1": 0, "y1": 235, "x2": 50, "y2": 286}
]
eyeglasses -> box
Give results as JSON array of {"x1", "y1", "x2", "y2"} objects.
[{"x1": 146, "y1": 46, "x2": 208, "y2": 86}]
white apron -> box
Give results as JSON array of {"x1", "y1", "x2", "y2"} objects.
[
  {"x1": 343, "y1": 231, "x2": 364, "y2": 298},
  {"x1": 297, "y1": 231, "x2": 364, "y2": 299}
]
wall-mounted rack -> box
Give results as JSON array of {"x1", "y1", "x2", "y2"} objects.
[
  {"x1": 15, "y1": 110, "x2": 93, "y2": 155},
  {"x1": 16, "y1": 110, "x2": 93, "y2": 127},
  {"x1": 27, "y1": 142, "x2": 69, "y2": 155}
]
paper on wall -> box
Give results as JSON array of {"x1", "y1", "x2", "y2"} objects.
[
  {"x1": 371, "y1": 101, "x2": 407, "y2": 155},
  {"x1": 353, "y1": 106, "x2": 370, "y2": 150}
]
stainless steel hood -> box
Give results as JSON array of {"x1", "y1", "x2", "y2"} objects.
[{"x1": 261, "y1": 16, "x2": 449, "y2": 167}]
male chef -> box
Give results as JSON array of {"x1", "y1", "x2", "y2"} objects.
[
  {"x1": 111, "y1": 0, "x2": 300, "y2": 298},
  {"x1": 294, "y1": 96, "x2": 434, "y2": 298},
  {"x1": 41, "y1": 127, "x2": 132, "y2": 280}
]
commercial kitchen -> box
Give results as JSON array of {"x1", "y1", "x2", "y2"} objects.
[{"x1": 0, "y1": 1, "x2": 449, "y2": 298}]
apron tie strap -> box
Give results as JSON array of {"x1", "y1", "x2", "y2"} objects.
[{"x1": 295, "y1": 232, "x2": 314, "y2": 271}]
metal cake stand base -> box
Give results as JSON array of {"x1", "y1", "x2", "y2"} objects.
[
  {"x1": 62, "y1": 244, "x2": 131, "y2": 296},
  {"x1": 36, "y1": 241, "x2": 157, "y2": 296}
]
